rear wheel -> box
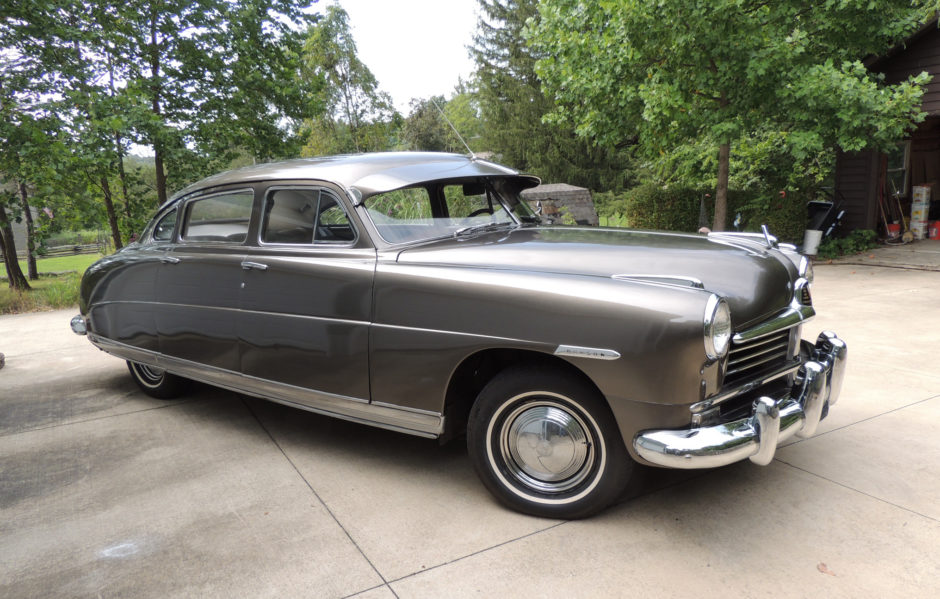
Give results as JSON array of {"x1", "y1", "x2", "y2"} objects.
[
  {"x1": 467, "y1": 366, "x2": 633, "y2": 518},
  {"x1": 126, "y1": 361, "x2": 190, "y2": 399}
]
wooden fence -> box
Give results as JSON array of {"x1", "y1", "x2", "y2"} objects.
[{"x1": 15, "y1": 242, "x2": 108, "y2": 258}]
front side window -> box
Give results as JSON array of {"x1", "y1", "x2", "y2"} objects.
[
  {"x1": 181, "y1": 190, "x2": 253, "y2": 243},
  {"x1": 262, "y1": 188, "x2": 355, "y2": 245}
]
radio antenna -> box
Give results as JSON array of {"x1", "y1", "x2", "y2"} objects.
[{"x1": 430, "y1": 97, "x2": 476, "y2": 160}]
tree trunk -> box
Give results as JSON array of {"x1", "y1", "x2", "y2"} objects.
[
  {"x1": 713, "y1": 142, "x2": 730, "y2": 231},
  {"x1": 116, "y1": 133, "x2": 132, "y2": 220},
  {"x1": 18, "y1": 183, "x2": 38, "y2": 280},
  {"x1": 150, "y1": 8, "x2": 168, "y2": 207},
  {"x1": 0, "y1": 203, "x2": 30, "y2": 291},
  {"x1": 108, "y1": 55, "x2": 134, "y2": 221},
  {"x1": 100, "y1": 176, "x2": 124, "y2": 250}
]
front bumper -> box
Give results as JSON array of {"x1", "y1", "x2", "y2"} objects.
[{"x1": 634, "y1": 331, "x2": 846, "y2": 469}]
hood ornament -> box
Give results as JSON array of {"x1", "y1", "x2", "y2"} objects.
[{"x1": 761, "y1": 225, "x2": 775, "y2": 249}]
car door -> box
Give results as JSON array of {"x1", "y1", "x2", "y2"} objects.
[
  {"x1": 154, "y1": 188, "x2": 252, "y2": 372},
  {"x1": 238, "y1": 185, "x2": 375, "y2": 402}
]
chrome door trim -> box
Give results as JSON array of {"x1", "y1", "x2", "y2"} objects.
[
  {"x1": 240, "y1": 261, "x2": 269, "y2": 270},
  {"x1": 90, "y1": 300, "x2": 370, "y2": 328},
  {"x1": 87, "y1": 334, "x2": 444, "y2": 438}
]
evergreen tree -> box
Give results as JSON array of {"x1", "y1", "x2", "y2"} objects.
[{"x1": 471, "y1": 0, "x2": 633, "y2": 191}]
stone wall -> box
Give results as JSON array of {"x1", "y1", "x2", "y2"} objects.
[{"x1": 521, "y1": 183, "x2": 598, "y2": 226}]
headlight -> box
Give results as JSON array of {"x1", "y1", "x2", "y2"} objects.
[{"x1": 704, "y1": 295, "x2": 732, "y2": 360}]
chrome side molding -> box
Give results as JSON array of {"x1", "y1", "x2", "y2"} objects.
[
  {"x1": 612, "y1": 274, "x2": 704, "y2": 289},
  {"x1": 85, "y1": 334, "x2": 445, "y2": 439},
  {"x1": 554, "y1": 345, "x2": 621, "y2": 361}
]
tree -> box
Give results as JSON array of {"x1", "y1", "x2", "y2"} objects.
[
  {"x1": 443, "y1": 82, "x2": 486, "y2": 151},
  {"x1": 300, "y1": 5, "x2": 398, "y2": 156},
  {"x1": 1, "y1": 0, "x2": 319, "y2": 254},
  {"x1": 471, "y1": 0, "x2": 633, "y2": 191},
  {"x1": 401, "y1": 96, "x2": 460, "y2": 152},
  {"x1": 529, "y1": 1, "x2": 932, "y2": 229}
]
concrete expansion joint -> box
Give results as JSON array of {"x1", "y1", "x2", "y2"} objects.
[
  {"x1": 776, "y1": 459, "x2": 940, "y2": 524},
  {"x1": 239, "y1": 397, "x2": 393, "y2": 589}
]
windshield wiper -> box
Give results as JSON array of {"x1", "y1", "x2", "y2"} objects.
[{"x1": 453, "y1": 221, "x2": 516, "y2": 239}]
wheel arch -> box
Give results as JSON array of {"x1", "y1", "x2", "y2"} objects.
[{"x1": 440, "y1": 348, "x2": 607, "y2": 443}]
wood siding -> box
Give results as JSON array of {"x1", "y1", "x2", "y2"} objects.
[
  {"x1": 877, "y1": 26, "x2": 940, "y2": 116},
  {"x1": 835, "y1": 150, "x2": 880, "y2": 231},
  {"x1": 835, "y1": 24, "x2": 940, "y2": 232}
]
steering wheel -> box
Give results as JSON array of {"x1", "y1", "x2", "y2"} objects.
[{"x1": 467, "y1": 207, "x2": 493, "y2": 218}]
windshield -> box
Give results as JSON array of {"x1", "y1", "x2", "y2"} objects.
[{"x1": 363, "y1": 179, "x2": 536, "y2": 244}]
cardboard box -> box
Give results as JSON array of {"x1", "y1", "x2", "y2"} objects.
[{"x1": 913, "y1": 185, "x2": 931, "y2": 208}]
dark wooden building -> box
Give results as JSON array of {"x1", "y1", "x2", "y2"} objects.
[{"x1": 836, "y1": 20, "x2": 940, "y2": 232}]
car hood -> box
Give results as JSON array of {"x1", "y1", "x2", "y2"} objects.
[{"x1": 395, "y1": 227, "x2": 797, "y2": 328}]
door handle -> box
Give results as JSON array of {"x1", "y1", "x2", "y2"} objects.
[
  {"x1": 161, "y1": 256, "x2": 180, "y2": 264},
  {"x1": 240, "y1": 261, "x2": 268, "y2": 271}
]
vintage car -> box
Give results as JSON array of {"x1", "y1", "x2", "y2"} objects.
[{"x1": 71, "y1": 152, "x2": 846, "y2": 518}]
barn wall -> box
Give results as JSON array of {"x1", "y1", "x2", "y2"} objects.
[
  {"x1": 835, "y1": 150, "x2": 880, "y2": 231},
  {"x1": 877, "y1": 26, "x2": 940, "y2": 116},
  {"x1": 835, "y1": 24, "x2": 940, "y2": 233}
]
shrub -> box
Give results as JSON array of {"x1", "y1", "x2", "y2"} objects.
[
  {"x1": 594, "y1": 185, "x2": 808, "y2": 242},
  {"x1": 43, "y1": 229, "x2": 103, "y2": 248},
  {"x1": 816, "y1": 229, "x2": 877, "y2": 259}
]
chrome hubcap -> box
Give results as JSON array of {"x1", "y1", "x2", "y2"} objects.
[
  {"x1": 135, "y1": 363, "x2": 165, "y2": 384},
  {"x1": 500, "y1": 401, "x2": 594, "y2": 494}
]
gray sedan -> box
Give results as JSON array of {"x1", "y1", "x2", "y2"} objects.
[{"x1": 71, "y1": 152, "x2": 846, "y2": 518}]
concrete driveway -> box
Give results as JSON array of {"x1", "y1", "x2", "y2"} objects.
[{"x1": 1, "y1": 263, "x2": 938, "y2": 598}]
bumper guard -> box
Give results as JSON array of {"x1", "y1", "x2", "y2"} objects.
[{"x1": 634, "y1": 331, "x2": 847, "y2": 469}]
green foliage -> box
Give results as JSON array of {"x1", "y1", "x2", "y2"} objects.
[
  {"x1": 0, "y1": 253, "x2": 99, "y2": 313},
  {"x1": 470, "y1": 0, "x2": 634, "y2": 191},
  {"x1": 300, "y1": 5, "x2": 399, "y2": 155},
  {"x1": 400, "y1": 96, "x2": 463, "y2": 152},
  {"x1": 595, "y1": 186, "x2": 705, "y2": 232},
  {"x1": 528, "y1": 0, "x2": 934, "y2": 227},
  {"x1": 0, "y1": 272, "x2": 82, "y2": 314},
  {"x1": 42, "y1": 229, "x2": 104, "y2": 249},
  {"x1": 816, "y1": 229, "x2": 878, "y2": 260},
  {"x1": 1, "y1": 0, "x2": 320, "y2": 255},
  {"x1": 594, "y1": 185, "x2": 807, "y2": 242}
]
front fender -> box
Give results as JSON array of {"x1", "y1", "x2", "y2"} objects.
[{"x1": 370, "y1": 262, "x2": 717, "y2": 421}]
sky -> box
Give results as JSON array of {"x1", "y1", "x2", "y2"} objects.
[{"x1": 324, "y1": 0, "x2": 480, "y2": 114}]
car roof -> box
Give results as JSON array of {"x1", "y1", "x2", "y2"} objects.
[{"x1": 170, "y1": 152, "x2": 541, "y2": 204}]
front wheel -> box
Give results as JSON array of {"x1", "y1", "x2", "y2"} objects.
[
  {"x1": 467, "y1": 366, "x2": 633, "y2": 518},
  {"x1": 126, "y1": 361, "x2": 190, "y2": 399}
]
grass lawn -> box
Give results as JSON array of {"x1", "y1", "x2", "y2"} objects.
[
  {"x1": 0, "y1": 253, "x2": 102, "y2": 279},
  {"x1": 0, "y1": 253, "x2": 102, "y2": 314}
]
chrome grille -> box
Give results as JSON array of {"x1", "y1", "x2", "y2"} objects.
[{"x1": 724, "y1": 328, "x2": 792, "y2": 385}]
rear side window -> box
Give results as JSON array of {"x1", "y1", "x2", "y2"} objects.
[
  {"x1": 262, "y1": 188, "x2": 355, "y2": 245},
  {"x1": 181, "y1": 190, "x2": 253, "y2": 243}
]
